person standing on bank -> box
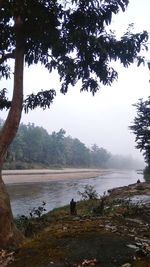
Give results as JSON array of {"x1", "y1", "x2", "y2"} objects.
[{"x1": 70, "y1": 198, "x2": 77, "y2": 215}]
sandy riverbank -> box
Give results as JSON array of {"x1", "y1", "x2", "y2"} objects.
[{"x1": 2, "y1": 168, "x2": 113, "y2": 184}]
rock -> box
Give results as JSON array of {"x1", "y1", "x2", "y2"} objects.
[
  {"x1": 135, "y1": 237, "x2": 150, "y2": 244},
  {"x1": 105, "y1": 224, "x2": 117, "y2": 232},
  {"x1": 121, "y1": 263, "x2": 131, "y2": 267},
  {"x1": 125, "y1": 218, "x2": 143, "y2": 224},
  {"x1": 126, "y1": 244, "x2": 138, "y2": 250},
  {"x1": 0, "y1": 250, "x2": 15, "y2": 267},
  {"x1": 99, "y1": 224, "x2": 104, "y2": 228},
  {"x1": 81, "y1": 258, "x2": 97, "y2": 266}
]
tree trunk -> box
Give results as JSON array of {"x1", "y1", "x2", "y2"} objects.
[
  {"x1": 0, "y1": 13, "x2": 25, "y2": 248},
  {"x1": 0, "y1": 172, "x2": 24, "y2": 249}
]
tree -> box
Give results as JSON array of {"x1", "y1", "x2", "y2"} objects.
[
  {"x1": 65, "y1": 137, "x2": 90, "y2": 167},
  {"x1": 49, "y1": 129, "x2": 66, "y2": 166},
  {"x1": 10, "y1": 123, "x2": 50, "y2": 165},
  {"x1": 0, "y1": 0, "x2": 149, "y2": 248},
  {"x1": 129, "y1": 97, "x2": 150, "y2": 166},
  {"x1": 90, "y1": 144, "x2": 110, "y2": 167}
]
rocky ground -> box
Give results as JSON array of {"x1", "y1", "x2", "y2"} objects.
[
  {"x1": 107, "y1": 181, "x2": 150, "y2": 199},
  {"x1": 1, "y1": 181, "x2": 150, "y2": 267}
]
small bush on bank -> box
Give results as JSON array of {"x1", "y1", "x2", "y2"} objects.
[
  {"x1": 29, "y1": 201, "x2": 46, "y2": 218},
  {"x1": 78, "y1": 185, "x2": 99, "y2": 200},
  {"x1": 92, "y1": 193, "x2": 107, "y2": 215},
  {"x1": 15, "y1": 202, "x2": 47, "y2": 237}
]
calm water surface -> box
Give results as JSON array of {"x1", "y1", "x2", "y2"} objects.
[{"x1": 6, "y1": 170, "x2": 144, "y2": 217}]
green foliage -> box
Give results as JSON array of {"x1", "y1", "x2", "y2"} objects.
[
  {"x1": 23, "y1": 90, "x2": 56, "y2": 113},
  {"x1": 0, "y1": 0, "x2": 149, "y2": 110},
  {"x1": 3, "y1": 121, "x2": 142, "y2": 169},
  {"x1": 0, "y1": 88, "x2": 11, "y2": 110},
  {"x1": 15, "y1": 202, "x2": 47, "y2": 236},
  {"x1": 15, "y1": 215, "x2": 33, "y2": 237},
  {"x1": 64, "y1": 136, "x2": 90, "y2": 167},
  {"x1": 90, "y1": 144, "x2": 111, "y2": 168},
  {"x1": 5, "y1": 122, "x2": 110, "y2": 168},
  {"x1": 78, "y1": 185, "x2": 99, "y2": 200},
  {"x1": 92, "y1": 193, "x2": 107, "y2": 215},
  {"x1": 8, "y1": 122, "x2": 51, "y2": 165},
  {"x1": 29, "y1": 202, "x2": 46, "y2": 218},
  {"x1": 129, "y1": 97, "x2": 150, "y2": 166}
]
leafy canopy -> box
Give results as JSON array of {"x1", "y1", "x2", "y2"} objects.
[
  {"x1": 130, "y1": 97, "x2": 150, "y2": 165},
  {"x1": 0, "y1": 0, "x2": 149, "y2": 111}
]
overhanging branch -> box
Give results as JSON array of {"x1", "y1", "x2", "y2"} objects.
[
  {"x1": 0, "y1": 89, "x2": 56, "y2": 111},
  {"x1": 23, "y1": 89, "x2": 56, "y2": 113},
  {"x1": 0, "y1": 51, "x2": 15, "y2": 64}
]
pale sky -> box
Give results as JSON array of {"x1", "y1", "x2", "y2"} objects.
[{"x1": 1, "y1": 0, "x2": 150, "y2": 161}]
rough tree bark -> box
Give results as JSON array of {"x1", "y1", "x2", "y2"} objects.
[{"x1": 0, "y1": 14, "x2": 25, "y2": 248}]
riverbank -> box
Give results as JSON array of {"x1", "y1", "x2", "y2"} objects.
[
  {"x1": 7, "y1": 181, "x2": 150, "y2": 267},
  {"x1": 7, "y1": 169, "x2": 143, "y2": 218},
  {"x1": 3, "y1": 168, "x2": 114, "y2": 184}
]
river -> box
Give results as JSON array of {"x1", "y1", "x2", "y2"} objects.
[{"x1": 6, "y1": 170, "x2": 144, "y2": 217}]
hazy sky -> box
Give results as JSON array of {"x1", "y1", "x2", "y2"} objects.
[{"x1": 1, "y1": 0, "x2": 150, "y2": 161}]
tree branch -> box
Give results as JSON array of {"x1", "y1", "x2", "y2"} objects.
[{"x1": 0, "y1": 51, "x2": 15, "y2": 64}]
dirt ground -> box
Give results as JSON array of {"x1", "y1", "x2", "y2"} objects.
[{"x1": 9, "y1": 212, "x2": 150, "y2": 267}]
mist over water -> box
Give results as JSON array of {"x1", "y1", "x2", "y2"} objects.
[{"x1": 7, "y1": 170, "x2": 144, "y2": 217}]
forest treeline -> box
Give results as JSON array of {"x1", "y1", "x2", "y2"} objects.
[{"x1": 1, "y1": 120, "x2": 144, "y2": 170}]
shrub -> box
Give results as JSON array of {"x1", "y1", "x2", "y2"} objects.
[
  {"x1": 29, "y1": 201, "x2": 46, "y2": 218},
  {"x1": 15, "y1": 202, "x2": 47, "y2": 237},
  {"x1": 78, "y1": 185, "x2": 98, "y2": 200}
]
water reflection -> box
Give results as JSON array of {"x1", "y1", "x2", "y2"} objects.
[{"x1": 6, "y1": 170, "x2": 144, "y2": 217}]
